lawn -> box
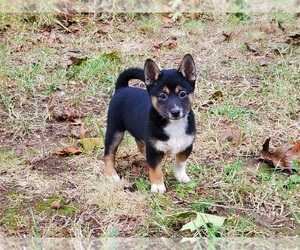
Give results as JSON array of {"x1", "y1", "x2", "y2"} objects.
[{"x1": 0, "y1": 12, "x2": 299, "y2": 240}]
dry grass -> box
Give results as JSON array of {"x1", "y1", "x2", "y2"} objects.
[{"x1": 0, "y1": 12, "x2": 300, "y2": 238}]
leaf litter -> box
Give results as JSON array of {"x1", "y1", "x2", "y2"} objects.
[{"x1": 256, "y1": 138, "x2": 300, "y2": 173}]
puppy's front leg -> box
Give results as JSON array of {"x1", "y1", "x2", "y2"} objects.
[
  {"x1": 149, "y1": 164, "x2": 166, "y2": 193},
  {"x1": 174, "y1": 147, "x2": 192, "y2": 183},
  {"x1": 147, "y1": 149, "x2": 166, "y2": 193}
]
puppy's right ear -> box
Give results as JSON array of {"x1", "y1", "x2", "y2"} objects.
[{"x1": 144, "y1": 59, "x2": 161, "y2": 86}]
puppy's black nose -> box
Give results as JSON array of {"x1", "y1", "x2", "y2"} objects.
[{"x1": 170, "y1": 109, "x2": 181, "y2": 118}]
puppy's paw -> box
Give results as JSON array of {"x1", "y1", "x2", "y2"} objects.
[
  {"x1": 151, "y1": 183, "x2": 166, "y2": 193},
  {"x1": 175, "y1": 172, "x2": 190, "y2": 183},
  {"x1": 106, "y1": 174, "x2": 121, "y2": 182}
]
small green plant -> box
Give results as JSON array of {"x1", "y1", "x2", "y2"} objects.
[
  {"x1": 222, "y1": 160, "x2": 243, "y2": 183},
  {"x1": 134, "y1": 178, "x2": 150, "y2": 192},
  {"x1": 174, "y1": 179, "x2": 199, "y2": 199},
  {"x1": 29, "y1": 207, "x2": 41, "y2": 238}
]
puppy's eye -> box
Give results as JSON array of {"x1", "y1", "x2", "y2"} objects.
[
  {"x1": 179, "y1": 91, "x2": 187, "y2": 99},
  {"x1": 158, "y1": 92, "x2": 168, "y2": 101}
]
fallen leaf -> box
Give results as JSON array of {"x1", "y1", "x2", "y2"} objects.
[
  {"x1": 264, "y1": 20, "x2": 283, "y2": 34},
  {"x1": 51, "y1": 200, "x2": 61, "y2": 209},
  {"x1": 56, "y1": 146, "x2": 82, "y2": 156},
  {"x1": 286, "y1": 33, "x2": 300, "y2": 45},
  {"x1": 181, "y1": 212, "x2": 226, "y2": 232},
  {"x1": 49, "y1": 106, "x2": 80, "y2": 121},
  {"x1": 0, "y1": 76, "x2": 14, "y2": 88},
  {"x1": 256, "y1": 138, "x2": 300, "y2": 173},
  {"x1": 211, "y1": 90, "x2": 223, "y2": 100},
  {"x1": 161, "y1": 16, "x2": 174, "y2": 28},
  {"x1": 221, "y1": 31, "x2": 233, "y2": 42},
  {"x1": 80, "y1": 138, "x2": 104, "y2": 152},
  {"x1": 79, "y1": 124, "x2": 87, "y2": 139},
  {"x1": 277, "y1": 21, "x2": 285, "y2": 32},
  {"x1": 69, "y1": 56, "x2": 87, "y2": 66},
  {"x1": 201, "y1": 91, "x2": 223, "y2": 108},
  {"x1": 273, "y1": 42, "x2": 291, "y2": 55},
  {"x1": 168, "y1": 211, "x2": 226, "y2": 232},
  {"x1": 131, "y1": 160, "x2": 149, "y2": 176},
  {"x1": 219, "y1": 126, "x2": 245, "y2": 145},
  {"x1": 245, "y1": 42, "x2": 260, "y2": 54},
  {"x1": 70, "y1": 123, "x2": 87, "y2": 139}
]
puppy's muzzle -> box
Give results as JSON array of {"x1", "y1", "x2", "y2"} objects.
[{"x1": 170, "y1": 108, "x2": 182, "y2": 120}]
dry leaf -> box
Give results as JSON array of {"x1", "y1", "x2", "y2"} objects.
[
  {"x1": 80, "y1": 138, "x2": 104, "y2": 151},
  {"x1": 211, "y1": 90, "x2": 223, "y2": 100},
  {"x1": 219, "y1": 126, "x2": 245, "y2": 145},
  {"x1": 245, "y1": 42, "x2": 260, "y2": 54},
  {"x1": 273, "y1": 42, "x2": 291, "y2": 55},
  {"x1": 257, "y1": 138, "x2": 300, "y2": 172},
  {"x1": 56, "y1": 146, "x2": 82, "y2": 155},
  {"x1": 51, "y1": 200, "x2": 61, "y2": 209},
  {"x1": 222, "y1": 31, "x2": 233, "y2": 42},
  {"x1": 201, "y1": 91, "x2": 223, "y2": 108},
  {"x1": 70, "y1": 123, "x2": 87, "y2": 139},
  {"x1": 131, "y1": 160, "x2": 149, "y2": 177},
  {"x1": 79, "y1": 124, "x2": 87, "y2": 139},
  {"x1": 49, "y1": 106, "x2": 80, "y2": 121},
  {"x1": 69, "y1": 56, "x2": 87, "y2": 66}
]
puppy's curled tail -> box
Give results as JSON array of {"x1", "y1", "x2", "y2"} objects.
[{"x1": 115, "y1": 68, "x2": 145, "y2": 90}]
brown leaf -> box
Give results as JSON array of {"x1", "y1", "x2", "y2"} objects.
[
  {"x1": 222, "y1": 31, "x2": 233, "y2": 42},
  {"x1": 79, "y1": 124, "x2": 87, "y2": 139},
  {"x1": 51, "y1": 200, "x2": 61, "y2": 209},
  {"x1": 161, "y1": 16, "x2": 174, "y2": 28},
  {"x1": 287, "y1": 33, "x2": 300, "y2": 45},
  {"x1": 245, "y1": 42, "x2": 260, "y2": 54},
  {"x1": 49, "y1": 106, "x2": 80, "y2": 121},
  {"x1": 219, "y1": 126, "x2": 245, "y2": 145},
  {"x1": 131, "y1": 160, "x2": 150, "y2": 177},
  {"x1": 69, "y1": 56, "x2": 87, "y2": 66},
  {"x1": 211, "y1": 90, "x2": 223, "y2": 100},
  {"x1": 0, "y1": 76, "x2": 14, "y2": 88},
  {"x1": 56, "y1": 146, "x2": 82, "y2": 156},
  {"x1": 257, "y1": 138, "x2": 300, "y2": 172},
  {"x1": 70, "y1": 122, "x2": 87, "y2": 139}
]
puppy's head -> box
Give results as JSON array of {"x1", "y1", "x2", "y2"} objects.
[{"x1": 144, "y1": 54, "x2": 196, "y2": 121}]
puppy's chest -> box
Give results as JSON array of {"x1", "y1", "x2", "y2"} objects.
[{"x1": 153, "y1": 119, "x2": 195, "y2": 155}]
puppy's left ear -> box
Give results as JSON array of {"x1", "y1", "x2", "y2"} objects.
[{"x1": 178, "y1": 54, "x2": 196, "y2": 82}]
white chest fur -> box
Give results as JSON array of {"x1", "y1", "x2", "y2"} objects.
[{"x1": 154, "y1": 116, "x2": 195, "y2": 155}]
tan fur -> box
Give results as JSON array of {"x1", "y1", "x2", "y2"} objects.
[
  {"x1": 136, "y1": 139, "x2": 146, "y2": 157},
  {"x1": 176, "y1": 152, "x2": 188, "y2": 162},
  {"x1": 104, "y1": 154, "x2": 118, "y2": 176},
  {"x1": 148, "y1": 165, "x2": 164, "y2": 185}
]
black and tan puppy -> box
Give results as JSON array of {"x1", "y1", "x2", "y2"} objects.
[{"x1": 104, "y1": 54, "x2": 196, "y2": 193}]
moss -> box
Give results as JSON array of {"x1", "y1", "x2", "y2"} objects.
[
  {"x1": 0, "y1": 206, "x2": 24, "y2": 232},
  {"x1": 35, "y1": 197, "x2": 79, "y2": 216}
]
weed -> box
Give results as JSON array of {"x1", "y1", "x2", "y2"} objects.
[{"x1": 134, "y1": 178, "x2": 150, "y2": 193}]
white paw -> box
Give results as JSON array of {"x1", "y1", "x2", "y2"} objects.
[
  {"x1": 151, "y1": 183, "x2": 166, "y2": 193},
  {"x1": 175, "y1": 172, "x2": 190, "y2": 183},
  {"x1": 106, "y1": 174, "x2": 121, "y2": 182}
]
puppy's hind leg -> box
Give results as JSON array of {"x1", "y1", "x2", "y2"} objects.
[
  {"x1": 135, "y1": 139, "x2": 146, "y2": 157},
  {"x1": 104, "y1": 131, "x2": 124, "y2": 181}
]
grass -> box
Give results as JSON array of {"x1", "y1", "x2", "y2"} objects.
[{"x1": 0, "y1": 12, "x2": 300, "y2": 239}]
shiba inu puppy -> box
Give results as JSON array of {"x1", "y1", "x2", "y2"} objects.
[{"x1": 104, "y1": 54, "x2": 196, "y2": 193}]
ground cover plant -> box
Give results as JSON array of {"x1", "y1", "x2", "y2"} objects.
[{"x1": 0, "y1": 12, "x2": 300, "y2": 238}]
